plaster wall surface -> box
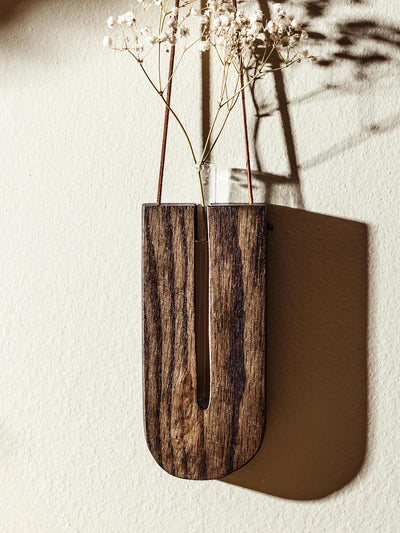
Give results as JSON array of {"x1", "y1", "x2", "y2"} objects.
[{"x1": 0, "y1": 0, "x2": 399, "y2": 532}]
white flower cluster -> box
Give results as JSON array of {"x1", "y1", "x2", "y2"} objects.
[
  {"x1": 103, "y1": 1, "x2": 315, "y2": 65},
  {"x1": 103, "y1": 2, "x2": 315, "y2": 204},
  {"x1": 103, "y1": 2, "x2": 190, "y2": 56},
  {"x1": 197, "y1": 1, "x2": 313, "y2": 65},
  {"x1": 267, "y1": 3, "x2": 309, "y2": 52},
  {"x1": 196, "y1": 1, "x2": 264, "y2": 61}
]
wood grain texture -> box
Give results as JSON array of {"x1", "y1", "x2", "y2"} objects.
[{"x1": 142, "y1": 204, "x2": 266, "y2": 480}]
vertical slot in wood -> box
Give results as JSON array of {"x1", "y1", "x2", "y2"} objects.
[{"x1": 195, "y1": 206, "x2": 210, "y2": 409}]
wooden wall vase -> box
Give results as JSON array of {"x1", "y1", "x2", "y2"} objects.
[{"x1": 142, "y1": 204, "x2": 266, "y2": 480}]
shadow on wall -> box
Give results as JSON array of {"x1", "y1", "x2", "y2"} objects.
[
  {"x1": 223, "y1": 205, "x2": 368, "y2": 500},
  {"x1": 226, "y1": 0, "x2": 400, "y2": 205},
  {"x1": 302, "y1": 0, "x2": 400, "y2": 71},
  {"x1": 0, "y1": 0, "x2": 45, "y2": 24},
  {"x1": 221, "y1": 2, "x2": 381, "y2": 499}
]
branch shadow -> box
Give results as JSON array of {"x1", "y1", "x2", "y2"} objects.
[
  {"x1": 303, "y1": 3, "x2": 400, "y2": 74},
  {"x1": 0, "y1": 0, "x2": 49, "y2": 25},
  {"x1": 241, "y1": 0, "x2": 305, "y2": 208},
  {"x1": 234, "y1": 0, "x2": 400, "y2": 188}
]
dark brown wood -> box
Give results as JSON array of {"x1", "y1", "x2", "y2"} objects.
[
  {"x1": 194, "y1": 207, "x2": 210, "y2": 408},
  {"x1": 142, "y1": 204, "x2": 266, "y2": 479}
]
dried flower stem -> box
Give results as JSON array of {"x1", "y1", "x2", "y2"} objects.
[
  {"x1": 105, "y1": 2, "x2": 313, "y2": 205},
  {"x1": 157, "y1": 0, "x2": 180, "y2": 205},
  {"x1": 129, "y1": 53, "x2": 206, "y2": 204}
]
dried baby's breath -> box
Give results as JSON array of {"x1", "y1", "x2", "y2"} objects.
[{"x1": 104, "y1": 1, "x2": 314, "y2": 201}]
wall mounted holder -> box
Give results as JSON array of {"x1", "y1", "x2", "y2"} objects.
[{"x1": 142, "y1": 203, "x2": 266, "y2": 480}]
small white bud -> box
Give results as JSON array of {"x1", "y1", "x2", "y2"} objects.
[
  {"x1": 166, "y1": 18, "x2": 177, "y2": 28},
  {"x1": 291, "y1": 18, "x2": 301, "y2": 30},
  {"x1": 133, "y1": 44, "x2": 144, "y2": 54},
  {"x1": 179, "y1": 26, "x2": 190, "y2": 37},
  {"x1": 103, "y1": 36, "x2": 113, "y2": 48},
  {"x1": 198, "y1": 40, "x2": 210, "y2": 52},
  {"x1": 107, "y1": 16, "x2": 116, "y2": 29},
  {"x1": 250, "y1": 10, "x2": 263, "y2": 24},
  {"x1": 219, "y1": 15, "x2": 229, "y2": 27}
]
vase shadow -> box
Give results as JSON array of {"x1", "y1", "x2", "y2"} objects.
[
  {"x1": 218, "y1": 168, "x2": 304, "y2": 208},
  {"x1": 223, "y1": 204, "x2": 368, "y2": 500}
]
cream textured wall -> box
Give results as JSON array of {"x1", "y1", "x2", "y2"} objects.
[{"x1": 1, "y1": 0, "x2": 399, "y2": 532}]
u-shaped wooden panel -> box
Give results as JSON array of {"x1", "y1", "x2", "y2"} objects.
[{"x1": 142, "y1": 204, "x2": 266, "y2": 480}]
